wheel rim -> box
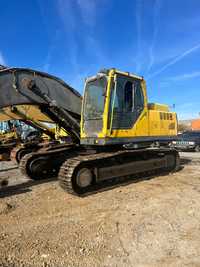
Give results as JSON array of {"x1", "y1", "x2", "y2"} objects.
[{"x1": 76, "y1": 168, "x2": 92, "y2": 188}]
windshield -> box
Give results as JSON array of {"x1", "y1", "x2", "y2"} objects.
[{"x1": 83, "y1": 77, "x2": 107, "y2": 120}]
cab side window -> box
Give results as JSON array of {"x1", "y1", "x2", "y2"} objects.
[
  {"x1": 124, "y1": 81, "x2": 134, "y2": 112},
  {"x1": 135, "y1": 82, "x2": 144, "y2": 109},
  {"x1": 109, "y1": 75, "x2": 144, "y2": 129}
]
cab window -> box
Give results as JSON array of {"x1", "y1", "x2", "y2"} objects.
[
  {"x1": 109, "y1": 75, "x2": 144, "y2": 129},
  {"x1": 124, "y1": 81, "x2": 134, "y2": 112}
]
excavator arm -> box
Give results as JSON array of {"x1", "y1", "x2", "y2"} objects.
[{"x1": 0, "y1": 67, "x2": 81, "y2": 143}]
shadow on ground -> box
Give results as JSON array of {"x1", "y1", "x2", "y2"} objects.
[
  {"x1": 0, "y1": 177, "x2": 56, "y2": 198},
  {"x1": 0, "y1": 157, "x2": 191, "y2": 199},
  {"x1": 80, "y1": 165, "x2": 184, "y2": 198},
  {"x1": 0, "y1": 166, "x2": 18, "y2": 173},
  {"x1": 180, "y1": 158, "x2": 192, "y2": 165}
]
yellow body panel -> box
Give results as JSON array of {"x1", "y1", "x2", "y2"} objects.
[
  {"x1": 148, "y1": 103, "x2": 169, "y2": 112},
  {"x1": 148, "y1": 110, "x2": 177, "y2": 136},
  {"x1": 106, "y1": 109, "x2": 177, "y2": 138},
  {"x1": 0, "y1": 131, "x2": 17, "y2": 142}
]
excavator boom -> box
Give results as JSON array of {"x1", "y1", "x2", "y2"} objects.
[{"x1": 0, "y1": 67, "x2": 81, "y2": 142}]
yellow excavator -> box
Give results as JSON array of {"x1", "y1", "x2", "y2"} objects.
[
  {"x1": 10, "y1": 119, "x2": 69, "y2": 164},
  {"x1": 0, "y1": 116, "x2": 69, "y2": 163},
  {"x1": 0, "y1": 67, "x2": 179, "y2": 195},
  {"x1": 0, "y1": 121, "x2": 19, "y2": 160},
  {"x1": 0, "y1": 119, "x2": 55, "y2": 161}
]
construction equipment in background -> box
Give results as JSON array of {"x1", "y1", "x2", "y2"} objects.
[
  {"x1": 0, "y1": 120, "x2": 19, "y2": 160},
  {"x1": 9, "y1": 120, "x2": 53, "y2": 163},
  {"x1": 10, "y1": 119, "x2": 70, "y2": 164},
  {"x1": 0, "y1": 118, "x2": 69, "y2": 162},
  {"x1": 0, "y1": 67, "x2": 179, "y2": 195},
  {"x1": 0, "y1": 119, "x2": 53, "y2": 161}
]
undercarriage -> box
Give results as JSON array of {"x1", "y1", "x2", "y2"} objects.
[
  {"x1": 19, "y1": 144, "x2": 180, "y2": 196},
  {"x1": 59, "y1": 147, "x2": 180, "y2": 195},
  {"x1": 19, "y1": 144, "x2": 78, "y2": 180}
]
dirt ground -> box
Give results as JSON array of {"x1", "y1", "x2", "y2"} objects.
[{"x1": 0, "y1": 152, "x2": 200, "y2": 267}]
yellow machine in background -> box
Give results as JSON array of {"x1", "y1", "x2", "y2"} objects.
[
  {"x1": 0, "y1": 118, "x2": 69, "y2": 162},
  {"x1": 0, "y1": 105, "x2": 69, "y2": 143},
  {"x1": 0, "y1": 121, "x2": 18, "y2": 141},
  {"x1": 0, "y1": 130, "x2": 18, "y2": 143},
  {"x1": 10, "y1": 121, "x2": 70, "y2": 163},
  {"x1": 0, "y1": 121, "x2": 20, "y2": 160}
]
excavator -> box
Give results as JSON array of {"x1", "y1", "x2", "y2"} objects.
[
  {"x1": 9, "y1": 119, "x2": 66, "y2": 164},
  {"x1": 0, "y1": 67, "x2": 179, "y2": 195},
  {"x1": 0, "y1": 116, "x2": 69, "y2": 161},
  {"x1": 0, "y1": 120, "x2": 19, "y2": 160},
  {"x1": 0, "y1": 119, "x2": 54, "y2": 161}
]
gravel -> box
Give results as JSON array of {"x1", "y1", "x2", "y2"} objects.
[{"x1": 0, "y1": 152, "x2": 200, "y2": 266}]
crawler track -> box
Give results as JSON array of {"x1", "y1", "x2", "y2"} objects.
[
  {"x1": 11, "y1": 146, "x2": 37, "y2": 164},
  {"x1": 12, "y1": 141, "x2": 73, "y2": 164},
  {"x1": 19, "y1": 144, "x2": 77, "y2": 180},
  {"x1": 59, "y1": 148, "x2": 180, "y2": 196}
]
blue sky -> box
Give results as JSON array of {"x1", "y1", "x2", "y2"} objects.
[{"x1": 1, "y1": 0, "x2": 200, "y2": 119}]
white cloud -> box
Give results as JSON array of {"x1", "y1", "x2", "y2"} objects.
[
  {"x1": 77, "y1": 0, "x2": 97, "y2": 26},
  {"x1": 169, "y1": 71, "x2": 200, "y2": 81},
  {"x1": 57, "y1": 0, "x2": 79, "y2": 73},
  {"x1": 147, "y1": 42, "x2": 200, "y2": 80},
  {"x1": 0, "y1": 51, "x2": 6, "y2": 66},
  {"x1": 43, "y1": 30, "x2": 60, "y2": 73},
  {"x1": 176, "y1": 102, "x2": 200, "y2": 120},
  {"x1": 147, "y1": 0, "x2": 162, "y2": 73},
  {"x1": 135, "y1": 0, "x2": 143, "y2": 73},
  {"x1": 177, "y1": 110, "x2": 199, "y2": 120},
  {"x1": 177, "y1": 112, "x2": 198, "y2": 120},
  {"x1": 56, "y1": 0, "x2": 108, "y2": 89}
]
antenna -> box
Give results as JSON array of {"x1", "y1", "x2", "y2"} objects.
[{"x1": 169, "y1": 104, "x2": 175, "y2": 109}]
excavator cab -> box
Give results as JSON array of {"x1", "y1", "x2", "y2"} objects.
[
  {"x1": 81, "y1": 68, "x2": 177, "y2": 147},
  {"x1": 81, "y1": 69, "x2": 148, "y2": 145}
]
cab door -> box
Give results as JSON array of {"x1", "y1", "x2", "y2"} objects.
[{"x1": 109, "y1": 74, "x2": 148, "y2": 138}]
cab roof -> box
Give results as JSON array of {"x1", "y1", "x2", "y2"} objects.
[{"x1": 99, "y1": 68, "x2": 143, "y2": 80}]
